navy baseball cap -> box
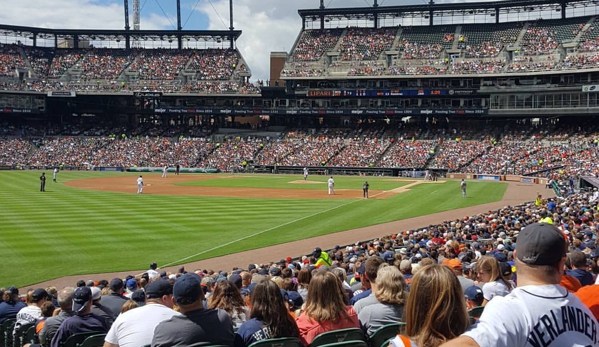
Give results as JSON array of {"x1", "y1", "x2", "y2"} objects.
[
  {"x1": 131, "y1": 290, "x2": 146, "y2": 306},
  {"x1": 464, "y1": 285, "x2": 484, "y2": 303},
  {"x1": 173, "y1": 273, "x2": 202, "y2": 305},
  {"x1": 72, "y1": 287, "x2": 92, "y2": 313},
  {"x1": 32, "y1": 288, "x2": 49, "y2": 302},
  {"x1": 145, "y1": 279, "x2": 173, "y2": 299}
]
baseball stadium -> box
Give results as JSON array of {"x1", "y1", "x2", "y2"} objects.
[{"x1": 1, "y1": 0, "x2": 599, "y2": 345}]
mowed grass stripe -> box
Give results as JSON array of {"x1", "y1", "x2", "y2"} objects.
[{"x1": 0, "y1": 172, "x2": 506, "y2": 286}]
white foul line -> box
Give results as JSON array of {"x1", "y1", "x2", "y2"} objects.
[{"x1": 161, "y1": 193, "x2": 383, "y2": 268}]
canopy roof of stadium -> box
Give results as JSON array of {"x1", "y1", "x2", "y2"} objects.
[
  {"x1": 299, "y1": 0, "x2": 591, "y2": 23},
  {"x1": 0, "y1": 24, "x2": 241, "y2": 49}
]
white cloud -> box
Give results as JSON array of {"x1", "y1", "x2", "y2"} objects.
[{"x1": 0, "y1": 0, "x2": 169, "y2": 30}]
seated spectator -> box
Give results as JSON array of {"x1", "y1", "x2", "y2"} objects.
[
  {"x1": 14, "y1": 289, "x2": 49, "y2": 336},
  {"x1": 51, "y1": 287, "x2": 110, "y2": 347},
  {"x1": 234, "y1": 280, "x2": 300, "y2": 347},
  {"x1": 358, "y1": 265, "x2": 408, "y2": 336},
  {"x1": 100, "y1": 278, "x2": 128, "y2": 317},
  {"x1": 476, "y1": 256, "x2": 514, "y2": 305},
  {"x1": 296, "y1": 271, "x2": 360, "y2": 345},
  {"x1": 35, "y1": 301, "x2": 56, "y2": 335},
  {"x1": 464, "y1": 286, "x2": 484, "y2": 309},
  {"x1": 105, "y1": 279, "x2": 178, "y2": 347},
  {"x1": 441, "y1": 223, "x2": 598, "y2": 347},
  {"x1": 152, "y1": 273, "x2": 234, "y2": 347},
  {"x1": 353, "y1": 256, "x2": 385, "y2": 311},
  {"x1": 38, "y1": 287, "x2": 75, "y2": 347},
  {"x1": 208, "y1": 280, "x2": 250, "y2": 329},
  {"x1": 566, "y1": 251, "x2": 594, "y2": 287},
  {"x1": 0, "y1": 287, "x2": 26, "y2": 324},
  {"x1": 390, "y1": 264, "x2": 469, "y2": 347}
]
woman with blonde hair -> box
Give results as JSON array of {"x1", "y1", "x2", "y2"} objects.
[
  {"x1": 296, "y1": 271, "x2": 359, "y2": 345},
  {"x1": 476, "y1": 256, "x2": 513, "y2": 306},
  {"x1": 208, "y1": 280, "x2": 250, "y2": 329},
  {"x1": 390, "y1": 264, "x2": 469, "y2": 347},
  {"x1": 358, "y1": 264, "x2": 408, "y2": 336}
]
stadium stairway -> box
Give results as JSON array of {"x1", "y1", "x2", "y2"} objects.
[
  {"x1": 331, "y1": 29, "x2": 348, "y2": 55},
  {"x1": 457, "y1": 143, "x2": 493, "y2": 173},
  {"x1": 390, "y1": 28, "x2": 404, "y2": 51},
  {"x1": 451, "y1": 26, "x2": 462, "y2": 51},
  {"x1": 423, "y1": 140, "x2": 442, "y2": 169},
  {"x1": 570, "y1": 16, "x2": 598, "y2": 45},
  {"x1": 514, "y1": 23, "x2": 531, "y2": 47}
]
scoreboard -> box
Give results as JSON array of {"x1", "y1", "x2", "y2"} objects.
[{"x1": 307, "y1": 89, "x2": 476, "y2": 97}]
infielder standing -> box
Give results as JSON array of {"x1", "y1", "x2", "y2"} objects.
[
  {"x1": 328, "y1": 176, "x2": 335, "y2": 195},
  {"x1": 363, "y1": 181, "x2": 369, "y2": 199},
  {"x1": 303, "y1": 167, "x2": 309, "y2": 181},
  {"x1": 461, "y1": 179, "x2": 467, "y2": 198},
  {"x1": 53, "y1": 167, "x2": 58, "y2": 182},
  {"x1": 162, "y1": 165, "x2": 168, "y2": 178},
  {"x1": 137, "y1": 175, "x2": 144, "y2": 194}
]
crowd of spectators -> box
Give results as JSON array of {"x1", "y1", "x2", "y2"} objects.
[
  {"x1": 451, "y1": 59, "x2": 506, "y2": 75},
  {"x1": 129, "y1": 49, "x2": 191, "y2": 80},
  {"x1": 0, "y1": 44, "x2": 25, "y2": 77},
  {"x1": 398, "y1": 41, "x2": 444, "y2": 60},
  {"x1": 0, "y1": 138, "x2": 32, "y2": 166},
  {"x1": 379, "y1": 139, "x2": 436, "y2": 168},
  {"x1": 521, "y1": 26, "x2": 560, "y2": 55},
  {"x1": 75, "y1": 49, "x2": 134, "y2": 81},
  {"x1": 293, "y1": 29, "x2": 344, "y2": 62},
  {"x1": 337, "y1": 28, "x2": 396, "y2": 61},
  {"x1": 328, "y1": 129, "x2": 392, "y2": 167},
  {"x1": 1, "y1": 125, "x2": 598, "y2": 176},
  {"x1": 428, "y1": 139, "x2": 490, "y2": 171},
  {"x1": 387, "y1": 63, "x2": 447, "y2": 76},
  {"x1": 187, "y1": 49, "x2": 240, "y2": 80},
  {"x1": 280, "y1": 62, "x2": 326, "y2": 78},
  {"x1": 198, "y1": 136, "x2": 262, "y2": 172},
  {"x1": 0, "y1": 47, "x2": 256, "y2": 94}
]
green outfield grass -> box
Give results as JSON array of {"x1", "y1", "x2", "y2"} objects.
[{"x1": 0, "y1": 171, "x2": 507, "y2": 286}]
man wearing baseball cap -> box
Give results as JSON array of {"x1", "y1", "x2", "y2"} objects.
[
  {"x1": 51, "y1": 287, "x2": 109, "y2": 347},
  {"x1": 441, "y1": 223, "x2": 599, "y2": 347},
  {"x1": 151, "y1": 273, "x2": 234, "y2": 347},
  {"x1": 104, "y1": 279, "x2": 179, "y2": 347},
  {"x1": 13, "y1": 288, "x2": 49, "y2": 336}
]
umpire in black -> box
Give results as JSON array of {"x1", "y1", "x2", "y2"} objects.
[{"x1": 40, "y1": 172, "x2": 46, "y2": 192}]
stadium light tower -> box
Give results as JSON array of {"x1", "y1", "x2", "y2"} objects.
[
  {"x1": 133, "y1": 0, "x2": 140, "y2": 31},
  {"x1": 124, "y1": 0, "x2": 130, "y2": 31}
]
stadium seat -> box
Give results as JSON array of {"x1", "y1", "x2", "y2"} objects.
[
  {"x1": 24, "y1": 324, "x2": 37, "y2": 345},
  {"x1": 13, "y1": 322, "x2": 35, "y2": 347},
  {"x1": 313, "y1": 341, "x2": 368, "y2": 347},
  {"x1": 0, "y1": 319, "x2": 15, "y2": 347},
  {"x1": 62, "y1": 332, "x2": 102, "y2": 347},
  {"x1": 310, "y1": 328, "x2": 366, "y2": 347},
  {"x1": 248, "y1": 337, "x2": 304, "y2": 347},
  {"x1": 368, "y1": 323, "x2": 405, "y2": 347},
  {"x1": 75, "y1": 334, "x2": 106, "y2": 347},
  {"x1": 468, "y1": 306, "x2": 484, "y2": 320}
]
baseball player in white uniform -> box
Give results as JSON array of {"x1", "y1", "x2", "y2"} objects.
[
  {"x1": 53, "y1": 167, "x2": 58, "y2": 182},
  {"x1": 137, "y1": 175, "x2": 144, "y2": 194},
  {"x1": 461, "y1": 179, "x2": 467, "y2": 198},
  {"x1": 440, "y1": 223, "x2": 599, "y2": 347},
  {"x1": 303, "y1": 167, "x2": 309, "y2": 181},
  {"x1": 162, "y1": 165, "x2": 168, "y2": 178},
  {"x1": 328, "y1": 176, "x2": 335, "y2": 195}
]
